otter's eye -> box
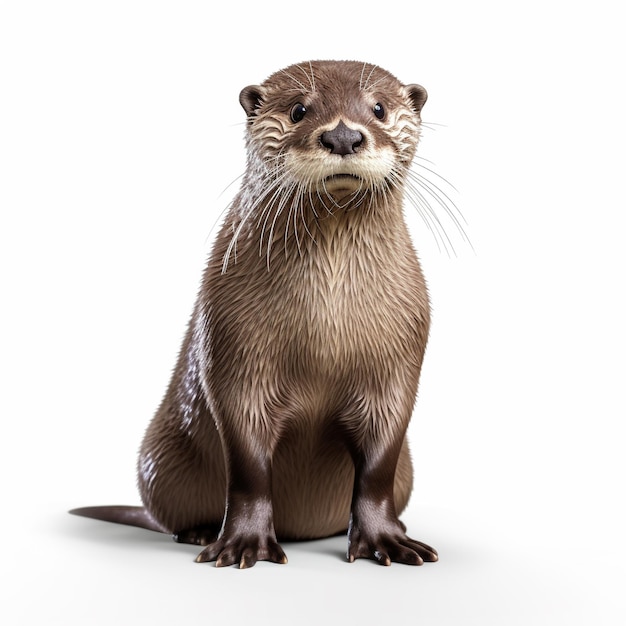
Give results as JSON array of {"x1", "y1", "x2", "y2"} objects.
[
  {"x1": 290, "y1": 103, "x2": 307, "y2": 123},
  {"x1": 373, "y1": 102, "x2": 385, "y2": 120}
]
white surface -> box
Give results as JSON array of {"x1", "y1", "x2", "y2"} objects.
[{"x1": 1, "y1": 1, "x2": 625, "y2": 624}]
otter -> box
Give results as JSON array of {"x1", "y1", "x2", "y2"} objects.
[{"x1": 72, "y1": 60, "x2": 439, "y2": 568}]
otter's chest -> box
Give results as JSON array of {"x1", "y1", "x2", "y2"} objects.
[{"x1": 285, "y1": 224, "x2": 430, "y2": 369}]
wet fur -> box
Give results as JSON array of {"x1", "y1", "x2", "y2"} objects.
[{"x1": 74, "y1": 61, "x2": 441, "y2": 568}]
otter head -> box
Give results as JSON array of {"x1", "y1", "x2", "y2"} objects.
[{"x1": 239, "y1": 61, "x2": 427, "y2": 201}]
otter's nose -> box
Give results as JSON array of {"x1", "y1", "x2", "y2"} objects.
[{"x1": 320, "y1": 121, "x2": 363, "y2": 156}]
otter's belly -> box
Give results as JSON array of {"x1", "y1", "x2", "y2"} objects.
[
  {"x1": 271, "y1": 431, "x2": 354, "y2": 540},
  {"x1": 270, "y1": 426, "x2": 414, "y2": 540}
]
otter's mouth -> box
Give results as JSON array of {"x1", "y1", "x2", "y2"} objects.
[{"x1": 326, "y1": 174, "x2": 361, "y2": 182}]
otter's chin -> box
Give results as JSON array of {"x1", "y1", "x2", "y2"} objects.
[{"x1": 322, "y1": 174, "x2": 363, "y2": 194}]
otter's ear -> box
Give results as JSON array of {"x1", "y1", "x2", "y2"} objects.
[
  {"x1": 405, "y1": 84, "x2": 428, "y2": 114},
  {"x1": 239, "y1": 85, "x2": 265, "y2": 117}
]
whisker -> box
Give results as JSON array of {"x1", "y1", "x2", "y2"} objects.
[
  {"x1": 359, "y1": 62, "x2": 367, "y2": 91},
  {"x1": 307, "y1": 189, "x2": 320, "y2": 220},
  {"x1": 280, "y1": 69, "x2": 308, "y2": 93},
  {"x1": 301, "y1": 190, "x2": 318, "y2": 245},
  {"x1": 266, "y1": 181, "x2": 297, "y2": 269},
  {"x1": 365, "y1": 75, "x2": 386, "y2": 92},
  {"x1": 222, "y1": 162, "x2": 291, "y2": 273},
  {"x1": 404, "y1": 188, "x2": 452, "y2": 254},
  {"x1": 295, "y1": 63, "x2": 316, "y2": 94},
  {"x1": 203, "y1": 170, "x2": 251, "y2": 249},
  {"x1": 421, "y1": 120, "x2": 449, "y2": 128},
  {"x1": 255, "y1": 170, "x2": 290, "y2": 231},
  {"x1": 385, "y1": 168, "x2": 450, "y2": 255},
  {"x1": 363, "y1": 64, "x2": 378, "y2": 91},
  {"x1": 206, "y1": 196, "x2": 236, "y2": 249},
  {"x1": 259, "y1": 179, "x2": 291, "y2": 256},
  {"x1": 284, "y1": 187, "x2": 303, "y2": 259},
  {"x1": 397, "y1": 171, "x2": 458, "y2": 256},
  {"x1": 223, "y1": 186, "x2": 273, "y2": 273},
  {"x1": 411, "y1": 160, "x2": 460, "y2": 194},
  {"x1": 419, "y1": 120, "x2": 450, "y2": 134},
  {"x1": 316, "y1": 186, "x2": 335, "y2": 217},
  {"x1": 406, "y1": 168, "x2": 472, "y2": 248},
  {"x1": 292, "y1": 186, "x2": 308, "y2": 257}
]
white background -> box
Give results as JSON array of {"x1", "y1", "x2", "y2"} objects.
[{"x1": 1, "y1": 1, "x2": 625, "y2": 624}]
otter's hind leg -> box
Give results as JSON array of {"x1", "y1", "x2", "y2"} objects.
[
  {"x1": 174, "y1": 523, "x2": 222, "y2": 546},
  {"x1": 138, "y1": 393, "x2": 227, "y2": 543}
]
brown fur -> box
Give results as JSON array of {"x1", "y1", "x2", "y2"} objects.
[{"x1": 76, "y1": 61, "x2": 439, "y2": 568}]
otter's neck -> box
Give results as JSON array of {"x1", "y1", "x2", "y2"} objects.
[{"x1": 220, "y1": 180, "x2": 410, "y2": 274}]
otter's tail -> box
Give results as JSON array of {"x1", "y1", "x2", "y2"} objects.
[{"x1": 69, "y1": 505, "x2": 167, "y2": 533}]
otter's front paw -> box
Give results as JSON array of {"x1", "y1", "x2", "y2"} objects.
[
  {"x1": 195, "y1": 533, "x2": 288, "y2": 569},
  {"x1": 348, "y1": 523, "x2": 438, "y2": 566}
]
